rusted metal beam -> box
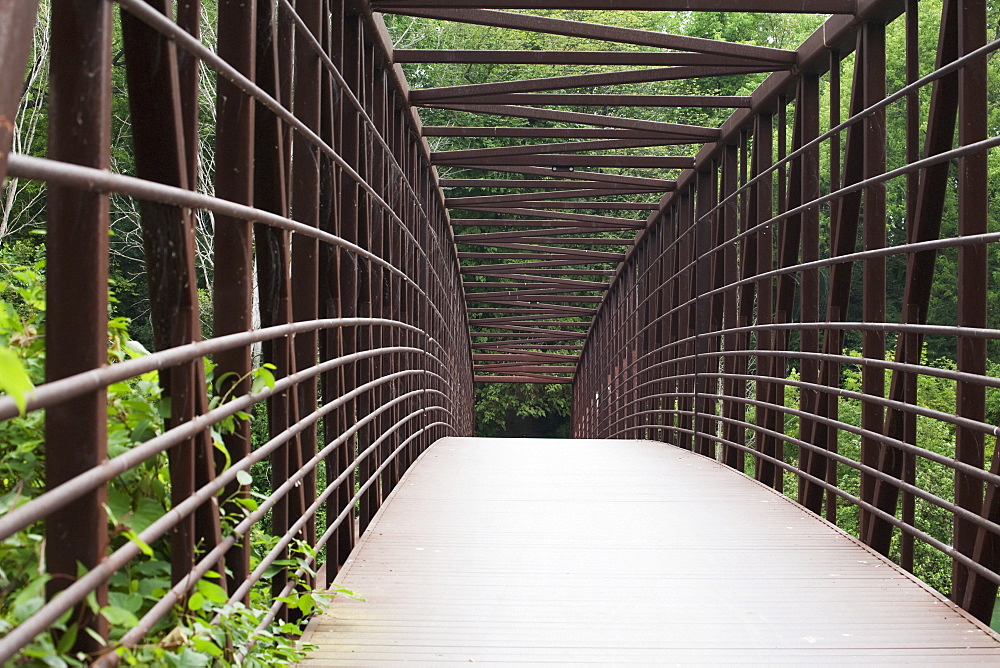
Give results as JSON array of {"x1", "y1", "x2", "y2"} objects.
[
  {"x1": 45, "y1": 0, "x2": 112, "y2": 651},
  {"x1": 867, "y1": 0, "x2": 958, "y2": 563},
  {"x1": 463, "y1": 272, "x2": 609, "y2": 288},
  {"x1": 0, "y1": 0, "x2": 40, "y2": 180},
  {"x1": 463, "y1": 265, "x2": 615, "y2": 276},
  {"x1": 473, "y1": 353, "x2": 580, "y2": 362},
  {"x1": 858, "y1": 18, "x2": 887, "y2": 548},
  {"x1": 120, "y1": 0, "x2": 224, "y2": 595},
  {"x1": 454, "y1": 200, "x2": 659, "y2": 210},
  {"x1": 461, "y1": 227, "x2": 630, "y2": 241},
  {"x1": 418, "y1": 93, "x2": 751, "y2": 108},
  {"x1": 214, "y1": 0, "x2": 256, "y2": 597},
  {"x1": 458, "y1": 249, "x2": 625, "y2": 261},
  {"x1": 444, "y1": 165, "x2": 678, "y2": 189},
  {"x1": 474, "y1": 375, "x2": 574, "y2": 383},
  {"x1": 440, "y1": 155, "x2": 694, "y2": 169},
  {"x1": 395, "y1": 50, "x2": 785, "y2": 66},
  {"x1": 433, "y1": 138, "x2": 694, "y2": 162},
  {"x1": 441, "y1": 179, "x2": 670, "y2": 192},
  {"x1": 426, "y1": 104, "x2": 721, "y2": 137},
  {"x1": 376, "y1": 0, "x2": 855, "y2": 11},
  {"x1": 459, "y1": 236, "x2": 633, "y2": 246},
  {"x1": 954, "y1": 0, "x2": 989, "y2": 615},
  {"x1": 378, "y1": 9, "x2": 797, "y2": 63},
  {"x1": 424, "y1": 127, "x2": 676, "y2": 140}
]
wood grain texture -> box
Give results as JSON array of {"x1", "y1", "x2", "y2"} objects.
[{"x1": 301, "y1": 438, "x2": 1000, "y2": 665}]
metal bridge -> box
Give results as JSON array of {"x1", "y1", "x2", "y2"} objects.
[{"x1": 2, "y1": 0, "x2": 1000, "y2": 663}]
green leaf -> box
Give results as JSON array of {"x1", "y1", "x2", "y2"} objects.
[
  {"x1": 108, "y1": 591, "x2": 143, "y2": 614},
  {"x1": 213, "y1": 436, "x2": 232, "y2": 471},
  {"x1": 0, "y1": 347, "x2": 34, "y2": 414},
  {"x1": 236, "y1": 469, "x2": 253, "y2": 486},
  {"x1": 214, "y1": 371, "x2": 239, "y2": 393},
  {"x1": 251, "y1": 365, "x2": 276, "y2": 394},
  {"x1": 187, "y1": 592, "x2": 206, "y2": 611},
  {"x1": 122, "y1": 530, "x2": 153, "y2": 557},
  {"x1": 56, "y1": 624, "x2": 79, "y2": 654},
  {"x1": 196, "y1": 579, "x2": 228, "y2": 604},
  {"x1": 100, "y1": 605, "x2": 139, "y2": 627},
  {"x1": 127, "y1": 497, "x2": 164, "y2": 534},
  {"x1": 191, "y1": 637, "x2": 223, "y2": 658},
  {"x1": 124, "y1": 339, "x2": 151, "y2": 358},
  {"x1": 84, "y1": 626, "x2": 108, "y2": 647},
  {"x1": 12, "y1": 574, "x2": 49, "y2": 623}
]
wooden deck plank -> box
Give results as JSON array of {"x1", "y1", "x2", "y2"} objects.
[{"x1": 301, "y1": 438, "x2": 1000, "y2": 665}]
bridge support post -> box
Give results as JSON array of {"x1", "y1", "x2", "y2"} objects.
[
  {"x1": 694, "y1": 168, "x2": 716, "y2": 459},
  {"x1": 214, "y1": 0, "x2": 257, "y2": 601},
  {"x1": 858, "y1": 18, "x2": 887, "y2": 544},
  {"x1": 45, "y1": 0, "x2": 112, "y2": 653},
  {"x1": 752, "y1": 112, "x2": 777, "y2": 488},
  {"x1": 954, "y1": 0, "x2": 989, "y2": 614}
]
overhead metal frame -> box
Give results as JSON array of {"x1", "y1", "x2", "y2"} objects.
[{"x1": 378, "y1": 4, "x2": 812, "y2": 383}]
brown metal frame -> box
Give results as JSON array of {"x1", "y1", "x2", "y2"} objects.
[{"x1": 5, "y1": 0, "x2": 1000, "y2": 658}]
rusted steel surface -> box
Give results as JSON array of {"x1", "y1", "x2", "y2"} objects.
[
  {"x1": 302, "y1": 438, "x2": 1000, "y2": 665},
  {"x1": 0, "y1": 0, "x2": 472, "y2": 661},
  {"x1": 43, "y1": 0, "x2": 112, "y2": 651}
]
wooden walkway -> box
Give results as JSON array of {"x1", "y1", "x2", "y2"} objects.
[{"x1": 301, "y1": 438, "x2": 1000, "y2": 665}]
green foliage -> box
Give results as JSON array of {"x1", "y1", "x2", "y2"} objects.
[
  {"x1": 0, "y1": 262, "x2": 330, "y2": 665},
  {"x1": 475, "y1": 383, "x2": 571, "y2": 436}
]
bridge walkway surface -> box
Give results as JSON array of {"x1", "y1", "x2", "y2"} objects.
[{"x1": 299, "y1": 438, "x2": 1000, "y2": 665}]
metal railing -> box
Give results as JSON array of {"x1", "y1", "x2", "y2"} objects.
[
  {"x1": 0, "y1": 0, "x2": 472, "y2": 661},
  {"x1": 573, "y1": 0, "x2": 1000, "y2": 626}
]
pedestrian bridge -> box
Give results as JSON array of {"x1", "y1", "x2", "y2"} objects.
[{"x1": 2, "y1": 0, "x2": 1000, "y2": 664}]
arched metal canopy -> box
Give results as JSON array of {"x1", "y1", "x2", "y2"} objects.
[{"x1": 377, "y1": 3, "x2": 832, "y2": 383}]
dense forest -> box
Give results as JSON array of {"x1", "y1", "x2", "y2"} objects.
[{"x1": 3, "y1": 1, "x2": 1000, "y2": 663}]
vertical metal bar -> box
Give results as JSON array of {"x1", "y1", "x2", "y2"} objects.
[
  {"x1": 374, "y1": 67, "x2": 392, "y2": 497},
  {"x1": 0, "y1": 1, "x2": 40, "y2": 181},
  {"x1": 339, "y1": 0, "x2": 362, "y2": 556},
  {"x1": 735, "y1": 128, "x2": 753, "y2": 475},
  {"x1": 677, "y1": 188, "x2": 694, "y2": 451},
  {"x1": 953, "y1": 0, "x2": 987, "y2": 610},
  {"x1": 824, "y1": 49, "x2": 841, "y2": 523},
  {"x1": 120, "y1": 0, "x2": 223, "y2": 591},
  {"x1": 214, "y1": 0, "x2": 256, "y2": 596},
  {"x1": 695, "y1": 168, "x2": 715, "y2": 458},
  {"x1": 654, "y1": 221, "x2": 668, "y2": 442},
  {"x1": 815, "y1": 39, "x2": 866, "y2": 526},
  {"x1": 773, "y1": 95, "x2": 801, "y2": 497},
  {"x1": 720, "y1": 143, "x2": 742, "y2": 470},
  {"x1": 358, "y1": 37, "x2": 378, "y2": 533},
  {"x1": 324, "y1": 0, "x2": 355, "y2": 569},
  {"x1": 45, "y1": 0, "x2": 112, "y2": 651},
  {"x1": 859, "y1": 19, "x2": 887, "y2": 545},
  {"x1": 824, "y1": 49, "x2": 840, "y2": 523},
  {"x1": 899, "y1": 0, "x2": 920, "y2": 574},
  {"x1": 874, "y1": 0, "x2": 959, "y2": 566},
  {"x1": 318, "y1": 0, "x2": 341, "y2": 578},
  {"x1": 797, "y1": 74, "x2": 822, "y2": 512},
  {"x1": 753, "y1": 112, "x2": 775, "y2": 487},
  {"x1": 252, "y1": 0, "x2": 298, "y2": 606},
  {"x1": 291, "y1": 0, "x2": 323, "y2": 578}
]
